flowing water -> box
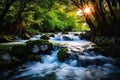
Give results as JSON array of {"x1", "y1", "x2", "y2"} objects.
[{"x1": 1, "y1": 32, "x2": 120, "y2": 80}]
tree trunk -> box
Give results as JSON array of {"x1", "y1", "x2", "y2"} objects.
[{"x1": 0, "y1": 0, "x2": 15, "y2": 27}]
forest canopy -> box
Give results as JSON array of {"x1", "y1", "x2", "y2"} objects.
[{"x1": 0, "y1": 0, "x2": 89, "y2": 35}]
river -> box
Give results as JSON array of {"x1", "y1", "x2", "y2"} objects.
[{"x1": 0, "y1": 32, "x2": 120, "y2": 80}]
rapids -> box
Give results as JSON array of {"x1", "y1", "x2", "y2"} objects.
[{"x1": 0, "y1": 32, "x2": 120, "y2": 80}]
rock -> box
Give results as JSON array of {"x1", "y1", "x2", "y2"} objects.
[
  {"x1": 26, "y1": 40, "x2": 53, "y2": 54},
  {"x1": 63, "y1": 35, "x2": 72, "y2": 40},
  {"x1": 0, "y1": 35, "x2": 15, "y2": 43},
  {"x1": 10, "y1": 44, "x2": 27, "y2": 57},
  {"x1": 41, "y1": 73, "x2": 56, "y2": 80},
  {"x1": 0, "y1": 53, "x2": 11, "y2": 64},
  {"x1": 40, "y1": 34, "x2": 49, "y2": 40},
  {"x1": 57, "y1": 48, "x2": 68, "y2": 62},
  {"x1": 28, "y1": 54, "x2": 40, "y2": 61},
  {"x1": 20, "y1": 33, "x2": 31, "y2": 39},
  {"x1": 28, "y1": 54, "x2": 35, "y2": 60},
  {"x1": 49, "y1": 34, "x2": 55, "y2": 37},
  {"x1": 35, "y1": 55, "x2": 41, "y2": 61},
  {"x1": 74, "y1": 33, "x2": 79, "y2": 36},
  {"x1": 0, "y1": 48, "x2": 11, "y2": 64}
]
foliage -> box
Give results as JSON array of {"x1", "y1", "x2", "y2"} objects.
[
  {"x1": 0, "y1": 0, "x2": 88, "y2": 35},
  {"x1": 71, "y1": 0, "x2": 120, "y2": 37}
]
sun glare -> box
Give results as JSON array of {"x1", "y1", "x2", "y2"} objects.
[
  {"x1": 77, "y1": 7, "x2": 91, "y2": 16},
  {"x1": 76, "y1": 9, "x2": 82, "y2": 16},
  {"x1": 83, "y1": 7, "x2": 91, "y2": 13}
]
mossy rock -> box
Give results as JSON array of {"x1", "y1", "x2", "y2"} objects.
[
  {"x1": 10, "y1": 44, "x2": 26, "y2": 57},
  {"x1": 26, "y1": 40, "x2": 53, "y2": 54},
  {"x1": 21, "y1": 33, "x2": 31, "y2": 39},
  {"x1": 28, "y1": 54, "x2": 40, "y2": 61},
  {"x1": 41, "y1": 73, "x2": 56, "y2": 80},
  {"x1": 49, "y1": 34, "x2": 55, "y2": 37},
  {"x1": 28, "y1": 54, "x2": 35, "y2": 60},
  {"x1": 35, "y1": 55, "x2": 41, "y2": 61},
  {"x1": 0, "y1": 35, "x2": 15, "y2": 43},
  {"x1": 57, "y1": 48, "x2": 68, "y2": 62},
  {"x1": 40, "y1": 34, "x2": 49, "y2": 40}
]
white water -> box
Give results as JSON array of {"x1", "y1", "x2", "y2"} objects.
[{"x1": 3, "y1": 32, "x2": 120, "y2": 80}]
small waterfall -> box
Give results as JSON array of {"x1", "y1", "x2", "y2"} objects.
[{"x1": 1, "y1": 32, "x2": 120, "y2": 80}]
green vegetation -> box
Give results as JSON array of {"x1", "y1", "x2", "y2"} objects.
[
  {"x1": 0, "y1": 0, "x2": 89, "y2": 37},
  {"x1": 0, "y1": 35, "x2": 15, "y2": 42},
  {"x1": 0, "y1": 0, "x2": 120, "y2": 58},
  {"x1": 72, "y1": 0, "x2": 120, "y2": 37}
]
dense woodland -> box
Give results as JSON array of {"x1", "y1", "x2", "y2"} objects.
[
  {"x1": 0, "y1": 0, "x2": 120, "y2": 36},
  {"x1": 0, "y1": 0, "x2": 89, "y2": 35},
  {"x1": 0, "y1": 1, "x2": 120, "y2": 79},
  {"x1": 0, "y1": 0, "x2": 120, "y2": 56}
]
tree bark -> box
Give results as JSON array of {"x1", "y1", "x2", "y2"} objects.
[{"x1": 0, "y1": 0, "x2": 15, "y2": 27}]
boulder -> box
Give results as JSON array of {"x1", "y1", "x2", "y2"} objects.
[
  {"x1": 26, "y1": 40, "x2": 53, "y2": 54},
  {"x1": 0, "y1": 53, "x2": 11, "y2": 64},
  {"x1": 40, "y1": 34, "x2": 49, "y2": 40},
  {"x1": 10, "y1": 44, "x2": 27, "y2": 57},
  {"x1": 49, "y1": 34, "x2": 55, "y2": 37},
  {"x1": 20, "y1": 33, "x2": 31, "y2": 39},
  {"x1": 57, "y1": 48, "x2": 68, "y2": 62},
  {"x1": 28, "y1": 54, "x2": 40, "y2": 61}
]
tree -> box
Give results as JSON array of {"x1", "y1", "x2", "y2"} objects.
[
  {"x1": 71, "y1": 0, "x2": 120, "y2": 37},
  {"x1": 0, "y1": 0, "x2": 15, "y2": 30}
]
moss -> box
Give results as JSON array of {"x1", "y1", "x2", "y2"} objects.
[
  {"x1": 57, "y1": 48, "x2": 68, "y2": 62},
  {"x1": 0, "y1": 35, "x2": 15, "y2": 43},
  {"x1": 10, "y1": 44, "x2": 26, "y2": 56},
  {"x1": 28, "y1": 54, "x2": 40, "y2": 61},
  {"x1": 28, "y1": 54, "x2": 35, "y2": 60},
  {"x1": 35, "y1": 55, "x2": 40, "y2": 61},
  {"x1": 26, "y1": 40, "x2": 53, "y2": 54},
  {"x1": 41, "y1": 73, "x2": 56, "y2": 80},
  {"x1": 40, "y1": 34, "x2": 49, "y2": 40},
  {"x1": 21, "y1": 33, "x2": 31, "y2": 39}
]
